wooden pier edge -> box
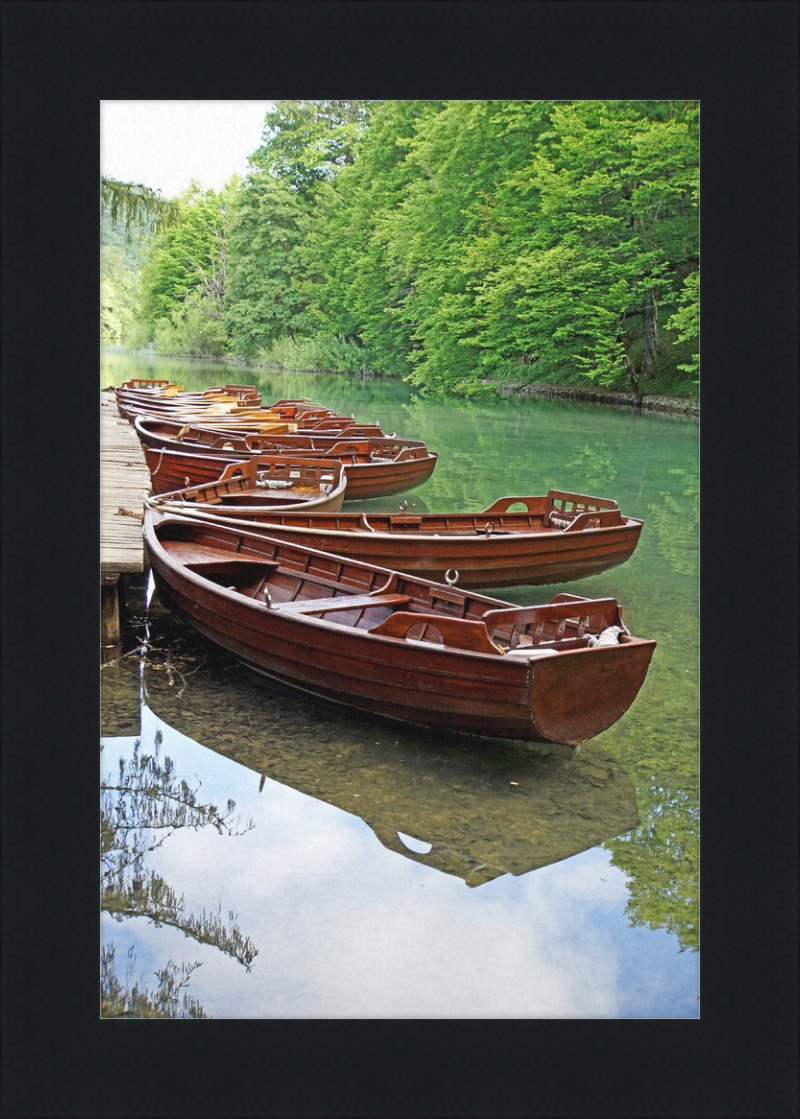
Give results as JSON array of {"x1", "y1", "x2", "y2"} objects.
[{"x1": 101, "y1": 391, "x2": 151, "y2": 644}]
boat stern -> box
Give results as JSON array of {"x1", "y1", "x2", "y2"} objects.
[{"x1": 527, "y1": 639, "x2": 656, "y2": 745}]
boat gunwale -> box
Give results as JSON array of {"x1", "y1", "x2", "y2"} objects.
[{"x1": 147, "y1": 504, "x2": 644, "y2": 539}]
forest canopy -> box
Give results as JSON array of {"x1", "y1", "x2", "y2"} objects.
[{"x1": 101, "y1": 100, "x2": 699, "y2": 398}]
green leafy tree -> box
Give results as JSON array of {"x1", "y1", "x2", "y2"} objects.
[
  {"x1": 476, "y1": 101, "x2": 699, "y2": 393},
  {"x1": 224, "y1": 101, "x2": 376, "y2": 358},
  {"x1": 666, "y1": 269, "x2": 700, "y2": 383},
  {"x1": 376, "y1": 101, "x2": 554, "y2": 392},
  {"x1": 299, "y1": 99, "x2": 445, "y2": 375},
  {"x1": 101, "y1": 245, "x2": 139, "y2": 343},
  {"x1": 225, "y1": 172, "x2": 312, "y2": 354},
  {"x1": 253, "y1": 100, "x2": 375, "y2": 200},
  {"x1": 100, "y1": 189, "x2": 159, "y2": 345},
  {"x1": 139, "y1": 181, "x2": 235, "y2": 353},
  {"x1": 100, "y1": 176, "x2": 180, "y2": 238}
]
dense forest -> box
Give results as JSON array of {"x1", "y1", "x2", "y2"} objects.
[{"x1": 101, "y1": 100, "x2": 699, "y2": 399}]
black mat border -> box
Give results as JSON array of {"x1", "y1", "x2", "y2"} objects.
[{"x1": 3, "y1": 2, "x2": 797, "y2": 1117}]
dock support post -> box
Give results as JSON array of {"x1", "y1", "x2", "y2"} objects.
[{"x1": 101, "y1": 573, "x2": 122, "y2": 646}]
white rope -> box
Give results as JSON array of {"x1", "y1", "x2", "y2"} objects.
[
  {"x1": 255, "y1": 478, "x2": 293, "y2": 489},
  {"x1": 586, "y1": 625, "x2": 623, "y2": 647}
]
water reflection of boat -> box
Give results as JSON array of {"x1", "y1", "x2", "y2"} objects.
[{"x1": 140, "y1": 626, "x2": 640, "y2": 887}]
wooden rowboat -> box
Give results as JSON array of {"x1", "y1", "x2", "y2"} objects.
[
  {"x1": 149, "y1": 455, "x2": 347, "y2": 513},
  {"x1": 141, "y1": 436, "x2": 438, "y2": 500},
  {"x1": 115, "y1": 382, "x2": 262, "y2": 418},
  {"x1": 133, "y1": 416, "x2": 432, "y2": 458},
  {"x1": 117, "y1": 397, "x2": 272, "y2": 421},
  {"x1": 115, "y1": 386, "x2": 393, "y2": 436},
  {"x1": 129, "y1": 410, "x2": 300, "y2": 435},
  {"x1": 148, "y1": 490, "x2": 641, "y2": 588},
  {"x1": 116, "y1": 379, "x2": 261, "y2": 401},
  {"x1": 130, "y1": 411, "x2": 382, "y2": 438},
  {"x1": 144, "y1": 509, "x2": 656, "y2": 746}
]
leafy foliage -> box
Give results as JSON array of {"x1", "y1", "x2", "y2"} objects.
[
  {"x1": 666, "y1": 270, "x2": 700, "y2": 383},
  {"x1": 476, "y1": 101, "x2": 699, "y2": 391},
  {"x1": 125, "y1": 101, "x2": 699, "y2": 395},
  {"x1": 225, "y1": 172, "x2": 312, "y2": 354},
  {"x1": 100, "y1": 176, "x2": 180, "y2": 238},
  {"x1": 101, "y1": 246, "x2": 139, "y2": 343},
  {"x1": 252, "y1": 100, "x2": 375, "y2": 199},
  {"x1": 138, "y1": 182, "x2": 236, "y2": 352}
]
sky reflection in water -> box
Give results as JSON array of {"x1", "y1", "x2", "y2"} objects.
[{"x1": 102, "y1": 700, "x2": 698, "y2": 1019}]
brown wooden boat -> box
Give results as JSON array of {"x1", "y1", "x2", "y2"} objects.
[
  {"x1": 133, "y1": 416, "x2": 429, "y2": 457},
  {"x1": 141, "y1": 435, "x2": 438, "y2": 500},
  {"x1": 148, "y1": 455, "x2": 347, "y2": 513},
  {"x1": 144, "y1": 509, "x2": 656, "y2": 746},
  {"x1": 115, "y1": 385, "x2": 393, "y2": 436},
  {"x1": 130, "y1": 410, "x2": 384, "y2": 437},
  {"x1": 148, "y1": 490, "x2": 641, "y2": 588},
  {"x1": 115, "y1": 381, "x2": 262, "y2": 418},
  {"x1": 117, "y1": 397, "x2": 271, "y2": 422},
  {"x1": 116, "y1": 379, "x2": 262, "y2": 401}
]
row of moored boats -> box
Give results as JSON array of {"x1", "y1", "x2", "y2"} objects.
[{"x1": 111, "y1": 378, "x2": 657, "y2": 747}]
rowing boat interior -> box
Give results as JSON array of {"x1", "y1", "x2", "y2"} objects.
[
  {"x1": 156, "y1": 519, "x2": 628, "y2": 657},
  {"x1": 152, "y1": 458, "x2": 343, "y2": 507}
]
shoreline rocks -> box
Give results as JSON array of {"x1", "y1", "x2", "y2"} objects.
[{"x1": 494, "y1": 381, "x2": 699, "y2": 419}]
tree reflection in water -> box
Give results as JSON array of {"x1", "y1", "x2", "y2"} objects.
[{"x1": 100, "y1": 732, "x2": 257, "y2": 1018}]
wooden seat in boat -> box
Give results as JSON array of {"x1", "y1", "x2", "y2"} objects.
[{"x1": 273, "y1": 592, "x2": 412, "y2": 615}]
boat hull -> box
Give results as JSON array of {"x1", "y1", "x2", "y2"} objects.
[{"x1": 145, "y1": 512, "x2": 655, "y2": 745}]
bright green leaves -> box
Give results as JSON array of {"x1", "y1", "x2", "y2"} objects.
[
  {"x1": 225, "y1": 171, "x2": 312, "y2": 355},
  {"x1": 126, "y1": 100, "x2": 698, "y2": 391},
  {"x1": 137, "y1": 182, "x2": 236, "y2": 355},
  {"x1": 666, "y1": 270, "x2": 700, "y2": 383},
  {"x1": 472, "y1": 100, "x2": 699, "y2": 390},
  {"x1": 252, "y1": 100, "x2": 376, "y2": 201}
]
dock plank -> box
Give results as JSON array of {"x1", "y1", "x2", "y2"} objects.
[{"x1": 101, "y1": 392, "x2": 151, "y2": 573}]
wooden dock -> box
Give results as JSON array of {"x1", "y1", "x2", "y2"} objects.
[{"x1": 101, "y1": 391, "x2": 151, "y2": 643}]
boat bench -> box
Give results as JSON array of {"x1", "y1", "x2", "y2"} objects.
[
  {"x1": 368, "y1": 612, "x2": 504, "y2": 654},
  {"x1": 274, "y1": 592, "x2": 412, "y2": 615},
  {"x1": 481, "y1": 598, "x2": 619, "y2": 646}
]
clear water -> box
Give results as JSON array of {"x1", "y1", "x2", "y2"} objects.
[{"x1": 101, "y1": 350, "x2": 699, "y2": 1018}]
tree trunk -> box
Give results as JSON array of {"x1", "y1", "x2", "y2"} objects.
[
  {"x1": 622, "y1": 352, "x2": 643, "y2": 398},
  {"x1": 642, "y1": 287, "x2": 659, "y2": 379},
  {"x1": 619, "y1": 314, "x2": 643, "y2": 398}
]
